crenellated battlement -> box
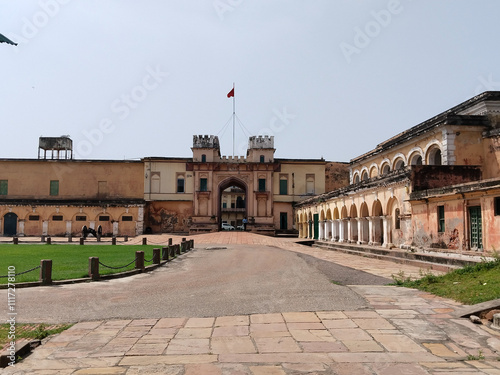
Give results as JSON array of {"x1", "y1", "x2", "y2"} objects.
[
  {"x1": 193, "y1": 135, "x2": 220, "y2": 149},
  {"x1": 248, "y1": 135, "x2": 274, "y2": 149}
]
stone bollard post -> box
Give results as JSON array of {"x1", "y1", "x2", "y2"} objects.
[
  {"x1": 124, "y1": 235, "x2": 128, "y2": 242},
  {"x1": 190, "y1": 239, "x2": 194, "y2": 249},
  {"x1": 170, "y1": 245, "x2": 175, "y2": 258},
  {"x1": 112, "y1": 237, "x2": 117, "y2": 245},
  {"x1": 68, "y1": 234, "x2": 72, "y2": 243},
  {"x1": 89, "y1": 257, "x2": 100, "y2": 280},
  {"x1": 80, "y1": 237, "x2": 84, "y2": 245},
  {"x1": 181, "y1": 241, "x2": 186, "y2": 253},
  {"x1": 40, "y1": 259, "x2": 52, "y2": 285},
  {"x1": 162, "y1": 247, "x2": 170, "y2": 261},
  {"x1": 168, "y1": 238, "x2": 172, "y2": 246},
  {"x1": 13, "y1": 237, "x2": 18, "y2": 245},
  {"x1": 153, "y1": 248, "x2": 161, "y2": 265},
  {"x1": 175, "y1": 244, "x2": 181, "y2": 256},
  {"x1": 47, "y1": 237, "x2": 51, "y2": 245},
  {"x1": 135, "y1": 251, "x2": 145, "y2": 271},
  {"x1": 182, "y1": 237, "x2": 186, "y2": 243},
  {"x1": 142, "y1": 237, "x2": 147, "y2": 245}
]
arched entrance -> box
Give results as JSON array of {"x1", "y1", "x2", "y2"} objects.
[
  {"x1": 218, "y1": 178, "x2": 247, "y2": 230},
  {"x1": 4, "y1": 213, "x2": 18, "y2": 236}
]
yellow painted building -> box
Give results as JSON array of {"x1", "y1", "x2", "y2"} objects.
[{"x1": 295, "y1": 91, "x2": 500, "y2": 253}]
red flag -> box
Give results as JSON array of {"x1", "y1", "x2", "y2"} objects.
[{"x1": 227, "y1": 88, "x2": 234, "y2": 98}]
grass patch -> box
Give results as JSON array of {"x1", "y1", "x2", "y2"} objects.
[
  {"x1": 0, "y1": 244, "x2": 162, "y2": 284},
  {"x1": 0, "y1": 323, "x2": 73, "y2": 351},
  {"x1": 392, "y1": 257, "x2": 500, "y2": 305}
]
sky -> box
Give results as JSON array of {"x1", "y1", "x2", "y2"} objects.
[{"x1": 1, "y1": 1, "x2": 500, "y2": 162}]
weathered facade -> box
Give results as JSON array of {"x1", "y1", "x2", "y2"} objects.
[
  {"x1": 295, "y1": 92, "x2": 500, "y2": 254},
  {"x1": 0, "y1": 159, "x2": 145, "y2": 237},
  {"x1": 144, "y1": 135, "x2": 336, "y2": 235}
]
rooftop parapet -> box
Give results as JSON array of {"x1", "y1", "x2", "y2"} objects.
[
  {"x1": 248, "y1": 135, "x2": 274, "y2": 149},
  {"x1": 193, "y1": 135, "x2": 220, "y2": 149}
]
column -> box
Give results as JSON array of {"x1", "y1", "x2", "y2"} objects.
[
  {"x1": 357, "y1": 218, "x2": 365, "y2": 244},
  {"x1": 42, "y1": 220, "x2": 49, "y2": 236},
  {"x1": 339, "y1": 220, "x2": 345, "y2": 242},
  {"x1": 18, "y1": 220, "x2": 25, "y2": 236},
  {"x1": 113, "y1": 221, "x2": 119, "y2": 236},
  {"x1": 330, "y1": 220, "x2": 335, "y2": 241},
  {"x1": 368, "y1": 217, "x2": 374, "y2": 245},
  {"x1": 66, "y1": 220, "x2": 72, "y2": 236},
  {"x1": 319, "y1": 221, "x2": 324, "y2": 240},
  {"x1": 382, "y1": 215, "x2": 393, "y2": 248}
]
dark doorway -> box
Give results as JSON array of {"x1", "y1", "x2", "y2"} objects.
[
  {"x1": 4, "y1": 213, "x2": 18, "y2": 236},
  {"x1": 313, "y1": 213, "x2": 319, "y2": 240},
  {"x1": 469, "y1": 206, "x2": 483, "y2": 250},
  {"x1": 280, "y1": 212, "x2": 287, "y2": 230}
]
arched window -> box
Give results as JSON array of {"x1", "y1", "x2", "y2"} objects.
[
  {"x1": 394, "y1": 160, "x2": 405, "y2": 170},
  {"x1": 394, "y1": 208, "x2": 401, "y2": 230},
  {"x1": 430, "y1": 149, "x2": 442, "y2": 165},
  {"x1": 361, "y1": 171, "x2": 368, "y2": 181},
  {"x1": 410, "y1": 155, "x2": 422, "y2": 166},
  {"x1": 201, "y1": 154, "x2": 206, "y2": 162},
  {"x1": 354, "y1": 175, "x2": 360, "y2": 184},
  {"x1": 260, "y1": 155, "x2": 265, "y2": 163},
  {"x1": 381, "y1": 164, "x2": 390, "y2": 175}
]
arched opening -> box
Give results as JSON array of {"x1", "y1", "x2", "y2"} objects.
[
  {"x1": 428, "y1": 147, "x2": 442, "y2": 166},
  {"x1": 394, "y1": 159, "x2": 405, "y2": 170},
  {"x1": 4, "y1": 213, "x2": 18, "y2": 236},
  {"x1": 371, "y1": 200, "x2": 383, "y2": 245},
  {"x1": 361, "y1": 171, "x2": 368, "y2": 181},
  {"x1": 410, "y1": 154, "x2": 423, "y2": 166},
  {"x1": 353, "y1": 174, "x2": 360, "y2": 184},
  {"x1": 218, "y1": 178, "x2": 247, "y2": 230}
]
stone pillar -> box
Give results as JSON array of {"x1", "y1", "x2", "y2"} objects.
[
  {"x1": 357, "y1": 218, "x2": 366, "y2": 245},
  {"x1": 382, "y1": 215, "x2": 393, "y2": 248},
  {"x1": 298, "y1": 222, "x2": 302, "y2": 238},
  {"x1": 18, "y1": 220, "x2": 25, "y2": 236},
  {"x1": 318, "y1": 221, "x2": 324, "y2": 240},
  {"x1": 372, "y1": 217, "x2": 382, "y2": 246},
  {"x1": 330, "y1": 220, "x2": 335, "y2": 241},
  {"x1": 42, "y1": 220, "x2": 49, "y2": 236},
  {"x1": 368, "y1": 217, "x2": 374, "y2": 245},
  {"x1": 66, "y1": 220, "x2": 72, "y2": 237},
  {"x1": 112, "y1": 221, "x2": 119, "y2": 236},
  {"x1": 339, "y1": 220, "x2": 345, "y2": 242}
]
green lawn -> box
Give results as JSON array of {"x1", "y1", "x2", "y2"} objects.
[
  {"x1": 392, "y1": 257, "x2": 500, "y2": 305},
  {"x1": 0, "y1": 244, "x2": 163, "y2": 284}
]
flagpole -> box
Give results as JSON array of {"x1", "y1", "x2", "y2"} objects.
[{"x1": 232, "y1": 82, "x2": 235, "y2": 157}]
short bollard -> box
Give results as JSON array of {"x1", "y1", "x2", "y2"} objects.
[
  {"x1": 124, "y1": 235, "x2": 128, "y2": 242},
  {"x1": 190, "y1": 239, "x2": 194, "y2": 249},
  {"x1": 80, "y1": 238, "x2": 84, "y2": 245},
  {"x1": 68, "y1": 234, "x2": 72, "y2": 243},
  {"x1": 13, "y1": 237, "x2": 18, "y2": 245},
  {"x1": 181, "y1": 241, "x2": 186, "y2": 253},
  {"x1": 40, "y1": 259, "x2": 52, "y2": 285},
  {"x1": 89, "y1": 257, "x2": 100, "y2": 280},
  {"x1": 142, "y1": 237, "x2": 147, "y2": 245},
  {"x1": 112, "y1": 237, "x2": 117, "y2": 245},
  {"x1": 153, "y1": 248, "x2": 161, "y2": 265},
  {"x1": 168, "y1": 238, "x2": 172, "y2": 246},
  {"x1": 162, "y1": 247, "x2": 170, "y2": 261},
  {"x1": 169, "y1": 245, "x2": 175, "y2": 258},
  {"x1": 175, "y1": 244, "x2": 181, "y2": 256},
  {"x1": 135, "y1": 251, "x2": 145, "y2": 271},
  {"x1": 182, "y1": 237, "x2": 186, "y2": 243},
  {"x1": 47, "y1": 237, "x2": 51, "y2": 245}
]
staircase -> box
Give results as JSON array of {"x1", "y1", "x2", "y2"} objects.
[{"x1": 313, "y1": 240, "x2": 484, "y2": 273}]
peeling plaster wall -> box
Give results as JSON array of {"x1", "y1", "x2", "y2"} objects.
[{"x1": 145, "y1": 201, "x2": 193, "y2": 234}]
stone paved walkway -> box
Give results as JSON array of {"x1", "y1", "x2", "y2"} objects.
[{"x1": 4, "y1": 233, "x2": 500, "y2": 374}]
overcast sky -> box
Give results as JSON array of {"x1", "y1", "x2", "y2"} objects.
[{"x1": 1, "y1": 1, "x2": 500, "y2": 162}]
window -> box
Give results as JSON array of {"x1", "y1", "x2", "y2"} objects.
[
  {"x1": 381, "y1": 165, "x2": 390, "y2": 175},
  {"x1": 394, "y1": 208, "x2": 400, "y2": 230},
  {"x1": 0, "y1": 180, "x2": 7, "y2": 195},
  {"x1": 177, "y1": 176, "x2": 185, "y2": 193},
  {"x1": 50, "y1": 180, "x2": 59, "y2": 196},
  {"x1": 354, "y1": 175, "x2": 360, "y2": 184},
  {"x1": 438, "y1": 205, "x2": 445, "y2": 233},
  {"x1": 279, "y1": 178, "x2": 288, "y2": 195},
  {"x1": 361, "y1": 171, "x2": 368, "y2": 181},
  {"x1": 260, "y1": 155, "x2": 265, "y2": 163},
  {"x1": 495, "y1": 197, "x2": 500, "y2": 216},
  {"x1": 99, "y1": 216, "x2": 110, "y2": 221},
  {"x1": 201, "y1": 154, "x2": 206, "y2": 162},
  {"x1": 306, "y1": 174, "x2": 315, "y2": 194},
  {"x1": 394, "y1": 160, "x2": 405, "y2": 170},
  {"x1": 52, "y1": 215, "x2": 63, "y2": 221},
  {"x1": 258, "y1": 178, "x2": 266, "y2": 192},
  {"x1": 29, "y1": 215, "x2": 40, "y2": 221},
  {"x1": 222, "y1": 202, "x2": 227, "y2": 208},
  {"x1": 200, "y1": 178, "x2": 208, "y2": 192},
  {"x1": 121, "y1": 216, "x2": 133, "y2": 221},
  {"x1": 76, "y1": 215, "x2": 87, "y2": 221}
]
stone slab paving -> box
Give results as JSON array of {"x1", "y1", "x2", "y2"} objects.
[
  {"x1": 4, "y1": 232, "x2": 499, "y2": 374},
  {"x1": 5, "y1": 286, "x2": 500, "y2": 374}
]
